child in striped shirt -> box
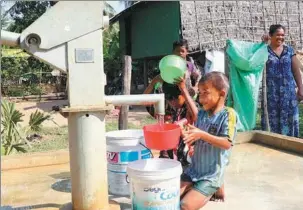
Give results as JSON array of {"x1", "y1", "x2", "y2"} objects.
[{"x1": 180, "y1": 72, "x2": 238, "y2": 210}]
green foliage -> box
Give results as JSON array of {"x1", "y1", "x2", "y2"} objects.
[
  {"x1": 1, "y1": 100, "x2": 25, "y2": 155},
  {"x1": 1, "y1": 57, "x2": 28, "y2": 82},
  {"x1": 1, "y1": 2, "x2": 57, "y2": 97},
  {"x1": 1, "y1": 55, "x2": 53, "y2": 96},
  {"x1": 1, "y1": 55, "x2": 53, "y2": 82},
  {"x1": 26, "y1": 85, "x2": 43, "y2": 95},
  {"x1": 1, "y1": 100, "x2": 51, "y2": 155},
  {"x1": 2, "y1": 1, "x2": 121, "y2": 97},
  {"x1": 103, "y1": 23, "x2": 122, "y2": 79},
  {"x1": 29, "y1": 110, "x2": 51, "y2": 132},
  {"x1": 5, "y1": 86, "x2": 24, "y2": 97}
]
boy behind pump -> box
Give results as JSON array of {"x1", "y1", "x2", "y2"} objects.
[{"x1": 180, "y1": 72, "x2": 238, "y2": 210}]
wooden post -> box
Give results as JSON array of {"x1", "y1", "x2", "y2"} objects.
[
  {"x1": 225, "y1": 41, "x2": 233, "y2": 106},
  {"x1": 119, "y1": 55, "x2": 132, "y2": 130},
  {"x1": 224, "y1": 43, "x2": 229, "y2": 78}
]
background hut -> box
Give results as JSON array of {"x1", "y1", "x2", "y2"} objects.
[{"x1": 110, "y1": 1, "x2": 303, "y2": 91}]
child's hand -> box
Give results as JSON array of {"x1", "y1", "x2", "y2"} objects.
[
  {"x1": 174, "y1": 76, "x2": 186, "y2": 90},
  {"x1": 154, "y1": 74, "x2": 163, "y2": 83},
  {"x1": 183, "y1": 124, "x2": 204, "y2": 145}
]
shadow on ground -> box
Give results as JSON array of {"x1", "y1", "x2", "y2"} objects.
[
  {"x1": 50, "y1": 179, "x2": 132, "y2": 210},
  {"x1": 35, "y1": 100, "x2": 68, "y2": 112},
  {"x1": 21, "y1": 100, "x2": 68, "y2": 112},
  {"x1": 1, "y1": 204, "x2": 62, "y2": 209},
  {"x1": 50, "y1": 172, "x2": 70, "y2": 180},
  {"x1": 109, "y1": 195, "x2": 131, "y2": 210},
  {"x1": 51, "y1": 179, "x2": 71, "y2": 193}
]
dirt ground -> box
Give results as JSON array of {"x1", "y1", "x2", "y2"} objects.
[{"x1": 15, "y1": 100, "x2": 151, "y2": 127}]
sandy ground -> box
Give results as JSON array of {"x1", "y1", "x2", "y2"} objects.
[
  {"x1": 15, "y1": 100, "x2": 151, "y2": 127},
  {"x1": 2, "y1": 143, "x2": 303, "y2": 210}
]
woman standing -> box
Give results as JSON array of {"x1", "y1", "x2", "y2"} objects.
[{"x1": 262, "y1": 24, "x2": 303, "y2": 137}]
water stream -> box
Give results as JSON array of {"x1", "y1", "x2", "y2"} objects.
[{"x1": 157, "y1": 115, "x2": 165, "y2": 130}]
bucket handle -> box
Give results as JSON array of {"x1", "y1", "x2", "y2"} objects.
[
  {"x1": 139, "y1": 142, "x2": 154, "y2": 158},
  {"x1": 125, "y1": 143, "x2": 153, "y2": 184}
]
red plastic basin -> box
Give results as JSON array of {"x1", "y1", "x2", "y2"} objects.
[{"x1": 143, "y1": 123, "x2": 181, "y2": 150}]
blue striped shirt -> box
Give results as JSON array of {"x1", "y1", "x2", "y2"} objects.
[{"x1": 184, "y1": 107, "x2": 238, "y2": 187}]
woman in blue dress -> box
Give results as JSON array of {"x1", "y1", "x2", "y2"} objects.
[{"x1": 261, "y1": 24, "x2": 303, "y2": 137}]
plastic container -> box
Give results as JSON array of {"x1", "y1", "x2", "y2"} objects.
[
  {"x1": 127, "y1": 159, "x2": 182, "y2": 209},
  {"x1": 159, "y1": 55, "x2": 187, "y2": 84},
  {"x1": 106, "y1": 129, "x2": 152, "y2": 196},
  {"x1": 143, "y1": 123, "x2": 181, "y2": 150}
]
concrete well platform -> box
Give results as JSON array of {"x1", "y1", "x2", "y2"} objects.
[{"x1": 1, "y1": 131, "x2": 303, "y2": 210}]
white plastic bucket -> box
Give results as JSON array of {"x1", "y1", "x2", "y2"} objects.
[
  {"x1": 127, "y1": 159, "x2": 182, "y2": 210},
  {"x1": 106, "y1": 129, "x2": 152, "y2": 196}
]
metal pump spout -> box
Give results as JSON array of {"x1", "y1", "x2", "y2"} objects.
[
  {"x1": 0, "y1": 31, "x2": 21, "y2": 47},
  {"x1": 105, "y1": 94, "x2": 166, "y2": 116}
]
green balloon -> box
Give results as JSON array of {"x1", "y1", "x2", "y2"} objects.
[{"x1": 159, "y1": 55, "x2": 187, "y2": 84}]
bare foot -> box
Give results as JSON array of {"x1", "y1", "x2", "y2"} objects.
[{"x1": 210, "y1": 185, "x2": 225, "y2": 202}]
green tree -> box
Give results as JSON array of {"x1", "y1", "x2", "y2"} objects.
[
  {"x1": 103, "y1": 23, "x2": 121, "y2": 80},
  {"x1": 2, "y1": 1, "x2": 59, "y2": 97}
]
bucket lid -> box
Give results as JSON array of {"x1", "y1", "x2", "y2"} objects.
[
  {"x1": 106, "y1": 129, "x2": 143, "y2": 139},
  {"x1": 127, "y1": 159, "x2": 182, "y2": 180},
  {"x1": 106, "y1": 129, "x2": 145, "y2": 146}
]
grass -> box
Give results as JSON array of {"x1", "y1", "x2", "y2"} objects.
[
  {"x1": 25, "y1": 116, "x2": 157, "y2": 154},
  {"x1": 26, "y1": 126, "x2": 69, "y2": 153}
]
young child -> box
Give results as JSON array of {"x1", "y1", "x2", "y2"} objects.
[
  {"x1": 158, "y1": 78, "x2": 199, "y2": 165},
  {"x1": 143, "y1": 39, "x2": 201, "y2": 99},
  {"x1": 180, "y1": 72, "x2": 238, "y2": 210},
  {"x1": 172, "y1": 39, "x2": 201, "y2": 97}
]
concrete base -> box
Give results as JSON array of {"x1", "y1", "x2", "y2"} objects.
[
  {"x1": 1, "y1": 149, "x2": 69, "y2": 171},
  {"x1": 252, "y1": 131, "x2": 303, "y2": 155},
  {"x1": 235, "y1": 131, "x2": 303, "y2": 155},
  {"x1": 2, "y1": 143, "x2": 303, "y2": 210},
  {"x1": 2, "y1": 131, "x2": 303, "y2": 210},
  {"x1": 60, "y1": 200, "x2": 120, "y2": 210}
]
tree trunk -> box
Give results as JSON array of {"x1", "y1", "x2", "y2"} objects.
[{"x1": 118, "y1": 55, "x2": 132, "y2": 130}]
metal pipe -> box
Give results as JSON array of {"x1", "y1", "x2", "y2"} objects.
[
  {"x1": 68, "y1": 112, "x2": 109, "y2": 210},
  {"x1": 1, "y1": 30, "x2": 20, "y2": 47},
  {"x1": 105, "y1": 94, "x2": 165, "y2": 115}
]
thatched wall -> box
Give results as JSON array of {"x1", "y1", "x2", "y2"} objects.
[{"x1": 180, "y1": 1, "x2": 303, "y2": 51}]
